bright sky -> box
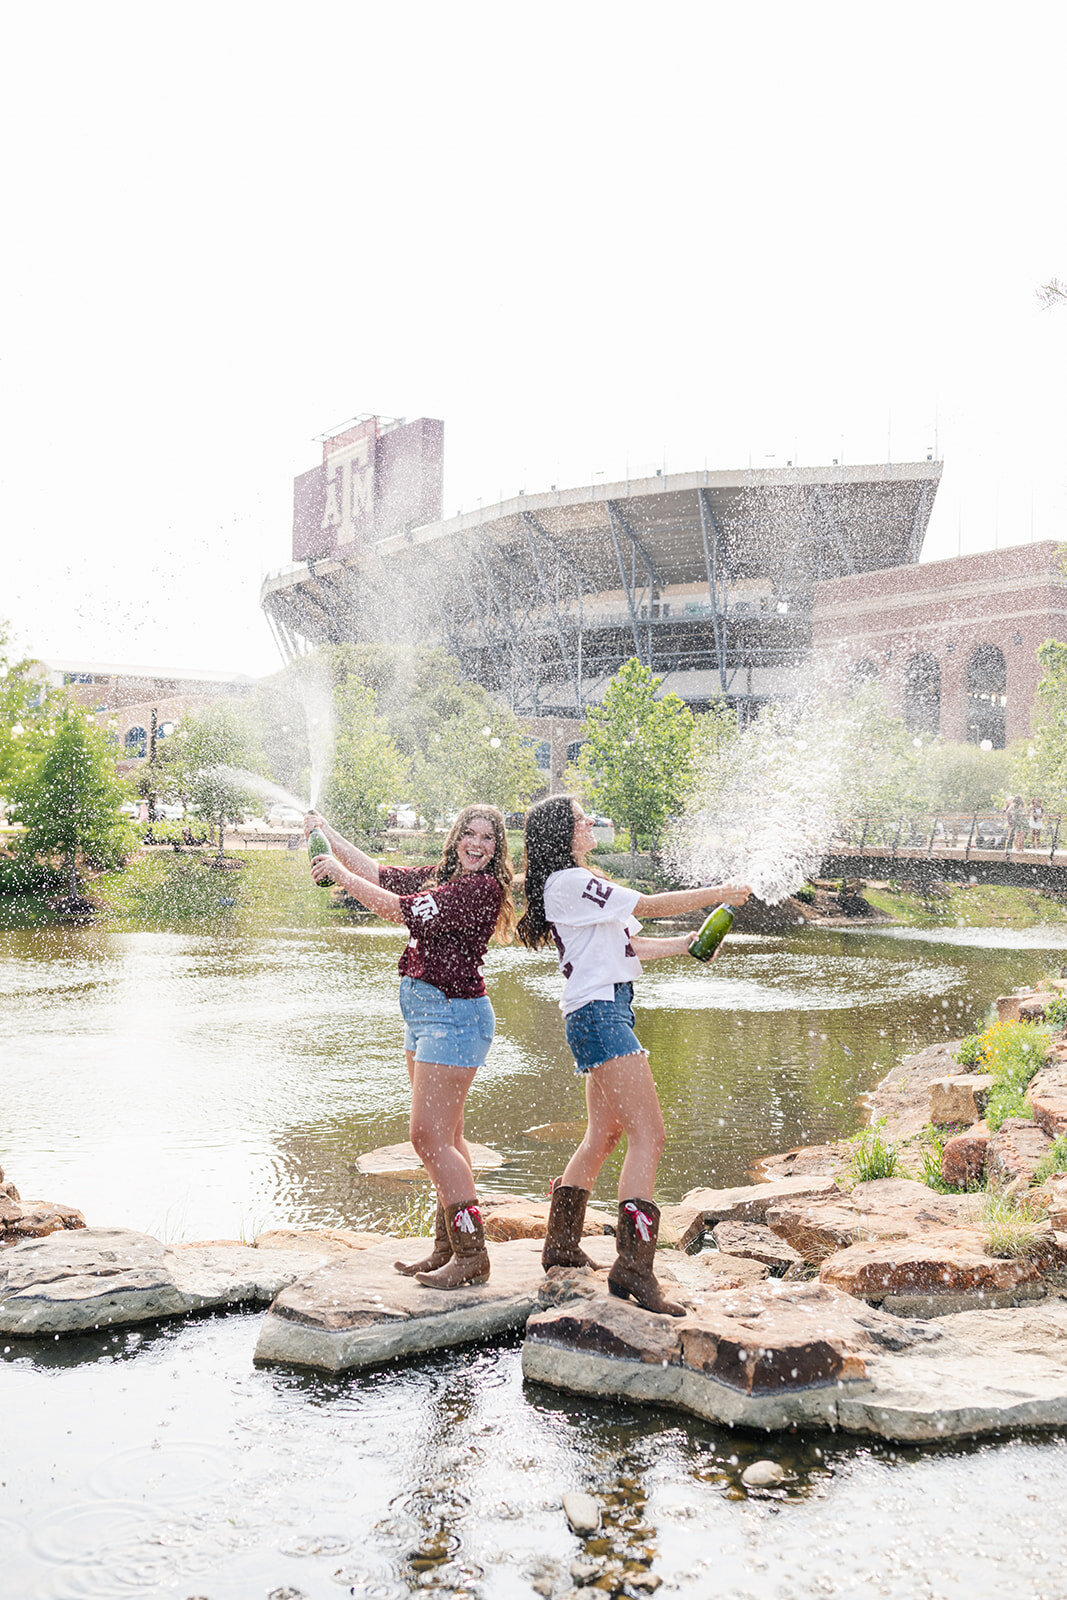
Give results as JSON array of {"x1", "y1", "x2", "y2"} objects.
[{"x1": 2, "y1": 2, "x2": 1065, "y2": 679}]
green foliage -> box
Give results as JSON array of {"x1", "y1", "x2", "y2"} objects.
[
  {"x1": 574, "y1": 658, "x2": 696, "y2": 853},
  {"x1": 5, "y1": 706, "x2": 132, "y2": 890},
  {"x1": 1009, "y1": 639, "x2": 1067, "y2": 811},
  {"x1": 953, "y1": 1033, "x2": 988, "y2": 1068},
  {"x1": 979, "y1": 1188, "x2": 1048, "y2": 1259},
  {"x1": 389, "y1": 1185, "x2": 439, "y2": 1238},
  {"x1": 1032, "y1": 1134, "x2": 1067, "y2": 1187},
  {"x1": 1041, "y1": 993, "x2": 1067, "y2": 1031},
  {"x1": 960, "y1": 1019, "x2": 1051, "y2": 1130},
  {"x1": 794, "y1": 884, "x2": 816, "y2": 905},
  {"x1": 406, "y1": 693, "x2": 540, "y2": 829},
  {"x1": 321, "y1": 677, "x2": 409, "y2": 838},
  {"x1": 916, "y1": 740, "x2": 1012, "y2": 812},
  {"x1": 847, "y1": 1118, "x2": 899, "y2": 1183},
  {"x1": 0, "y1": 625, "x2": 51, "y2": 794},
  {"x1": 0, "y1": 855, "x2": 67, "y2": 897},
  {"x1": 917, "y1": 1124, "x2": 950, "y2": 1191},
  {"x1": 171, "y1": 702, "x2": 265, "y2": 855}
]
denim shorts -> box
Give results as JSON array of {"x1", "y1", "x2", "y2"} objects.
[
  {"x1": 399, "y1": 976, "x2": 495, "y2": 1068},
  {"x1": 564, "y1": 983, "x2": 644, "y2": 1074}
]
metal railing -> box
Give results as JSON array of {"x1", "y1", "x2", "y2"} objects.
[{"x1": 834, "y1": 813, "x2": 1064, "y2": 863}]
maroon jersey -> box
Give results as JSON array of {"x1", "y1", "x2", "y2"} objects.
[{"x1": 379, "y1": 865, "x2": 502, "y2": 999}]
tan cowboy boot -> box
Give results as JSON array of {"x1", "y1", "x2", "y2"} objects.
[
  {"x1": 607, "y1": 1198, "x2": 685, "y2": 1317},
  {"x1": 542, "y1": 1180, "x2": 600, "y2": 1270},
  {"x1": 395, "y1": 1201, "x2": 452, "y2": 1277},
  {"x1": 414, "y1": 1200, "x2": 490, "y2": 1289}
]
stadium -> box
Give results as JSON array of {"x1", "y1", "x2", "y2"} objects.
[{"x1": 260, "y1": 415, "x2": 944, "y2": 771}]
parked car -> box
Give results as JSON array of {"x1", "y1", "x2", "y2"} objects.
[
  {"x1": 388, "y1": 803, "x2": 421, "y2": 830},
  {"x1": 591, "y1": 816, "x2": 615, "y2": 846},
  {"x1": 267, "y1": 804, "x2": 305, "y2": 828}
]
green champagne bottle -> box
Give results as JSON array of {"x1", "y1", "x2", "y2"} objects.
[
  {"x1": 689, "y1": 904, "x2": 734, "y2": 961},
  {"x1": 307, "y1": 827, "x2": 332, "y2": 887}
]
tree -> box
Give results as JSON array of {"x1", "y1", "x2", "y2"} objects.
[
  {"x1": 409, "y1": 699, "x2": 540, "y2": 828},
  {"x1": 172, "y1": 702, "x2": 264, "y2": 857},
  {"x1": 574, "y1": 659, "x2": 696, "y2": 859},
  {"x1": 320, "y1": 677, "x2": 409, "y2": 838},
  {"x1": 1009, "y1": 639, "x2": 1067, "y2": 811},
  {"x1": 6, "y1": 706, "x2": 132, "y2": 895},
  {"x1": 0, "y1": 624, "x2": 50, "y2": 797}
]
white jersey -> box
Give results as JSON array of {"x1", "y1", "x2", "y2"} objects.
[{"x1": 543, "y1": 867, "x2": 643, "y2": 1015}]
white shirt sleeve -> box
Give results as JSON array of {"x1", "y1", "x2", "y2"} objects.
[{"x1": 544, "y1": 868, "x2": 641, "y2": 928}]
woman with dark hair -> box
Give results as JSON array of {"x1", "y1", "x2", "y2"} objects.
[
  {"x1": 518, "y1": 794, "x2": 749, "y2": 1316},
  {"x1": 305, "y1": 804, "x2": 515, "y2": 1289}
]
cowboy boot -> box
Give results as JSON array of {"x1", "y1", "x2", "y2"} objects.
[
  {"x1": 415, "y1": 1200, "x2": 490, "y2": 1289},
  {"x1": 542, "y1": 1180, "x2": 600, "y2": 1270},
  {"x1": 394, "y1": 1201, "x2": 452, "y2": 1277},
  {"x1": 608, "y1": 1198, "x2": 685, "y2": 1317}
]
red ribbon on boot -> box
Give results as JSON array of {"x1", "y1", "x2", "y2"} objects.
[
  {"x1": 624, "y1": 1202, "x2": 653, "y2": 1242},
  {"x1": 453, "y1": 1205, "x2": 481, "y2": 1235}
]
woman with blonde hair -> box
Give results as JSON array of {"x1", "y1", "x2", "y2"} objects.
[{"x1": 306, "y1": 804, "x2": 515, "y2": 1289}]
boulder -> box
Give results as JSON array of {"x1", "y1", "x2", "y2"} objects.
[
  {"x1": 710, "y1": 1221, "x2": 802, "y2": 1275},
  {"x1": 941, "y1": 1122, "x2": 990, "y2": 1188},
  {"x1": 523, "y1": 1276, "x2": 931, "y2": 1432},
  {"x1": 477, "y1": 1195, "x2": 615, "y2": 1243},
  {"x1": 996, "y1": 993, "x2": 1028, "y2": 1024},
  {"x1": 0, "y1": 1199, "x2": 85, "y2": 1243},
  {"x1": 986, "y1": 1118, "x2": 1054, "y2": 1187},
  {"x1": 818, "y1": 1226, "x2": 1065, "y2": 1315},
  {"x1": 763, "y1": 1179, "x2": 967, "y2": 1267},
  {"x1": 254, "y1": 1234, "x2": 619, "y2": 1373},
  {"x1": 866, "y1": 1041, "x2": 970, "y2": 1142},
  {"x1": 251, "y1": 1227, "x2": 387, "y2": 1254},
  {"x1": 1018, "y1": 998, "x2": 1049, "y2": 1023},
  {"x1": 929, "y1": 1074, "x2": 994, "y2": 1128},
  {"x1": 354, "y1": 1140, "x2": 504, "y2": 1179},
  {"x1": 0, "y1": 1227, "x2": 335, "y2": 1336},
  {"x1": 1027, "y1": 1063, "x2": 1067, "y2": 1139},
  {"x1": 749, "y1": 1144, "x2": 850, "y2": 1182},
  {"x1": 662, "y1": 1176, "x2": 839, "y2": 1252},
  {"x1": 1039, "y1": 1176, "x2": 1067, "y2": 1229}
]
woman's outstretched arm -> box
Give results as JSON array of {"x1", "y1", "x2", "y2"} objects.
[
  {"x1": 632, "y1": 883, "x2": 750, "y2": 918},
  {"x1": 310, "y1": 853, "x2": 404, "y2": 923},
  {"x1": 304, "y1": 811, "x2": 381, "y2": 884}
]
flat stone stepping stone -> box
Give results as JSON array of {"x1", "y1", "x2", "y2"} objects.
[
  {"x1": 819, "y1": 1226, "x2": 1067, "y2": 1316},
  {"x1": 254, "y1": 1235, "x2": 618, "y2": 1373},
  {"x1": 522, "y1": 1275, "x2": 1067, "y2": 1440},
  {"x1": 522, "y1": 1121, "x2": 589, "y2": 1143},
  {"x1": 0, "y1": 1227, "x2": 337, "y2": 1337},
  {"x1": 711, "y1": 1220, "x2": 802, "y2": 1275},
  {"x1": 354, "y1": 1141, "x2": 505, "y2": 1179}
]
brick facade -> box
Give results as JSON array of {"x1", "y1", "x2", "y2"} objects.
[{"x1": 812, "y1": 542, "x2": 1067, "y2": 746}]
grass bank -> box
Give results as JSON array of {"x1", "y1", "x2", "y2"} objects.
[{"x1": 863, "y1": 881, "x2": 1067, "y2": 928}]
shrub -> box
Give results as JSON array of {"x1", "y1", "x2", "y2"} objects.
[
  {"x1": 978, "y1": 1019, "x2": 1052, "y2": 1130},
  {"x1": 0, "y1": 856, "x2": 67, "y2": 898},
  {"x1": 978, "y1": 1188, "x2": 1049, "y2": 1259},
  {"x1": 1042, "y1": 994, "x2": 1067, "y2": 1032},
  {"x1": 847, "y1": 1118, "x2": 899, "y2": 1183},
  {"x1": 794, "y1": 884, "x2": 816, "y2": 905},
  {"x1": 953, "y1": 1033, "x2": 988, "y2": 1069},
  {"x1": 1032, "y1": 1134, "x2": 1067, "y2": 1187},
  {"x1": 917, "y1": 1125, "x2": 950, "y2": 1192}
]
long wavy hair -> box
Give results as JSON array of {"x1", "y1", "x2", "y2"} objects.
[
  {"x1": 428, "y1": 803, "x2": 515, "y2": 943},
  {"x1": 516, "y1": 795, "x2": 580, "y2": 949}
]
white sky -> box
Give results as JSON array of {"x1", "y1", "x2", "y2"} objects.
[{"x1": 1, "y1": 1, "x2": 1065, "y2": 678}]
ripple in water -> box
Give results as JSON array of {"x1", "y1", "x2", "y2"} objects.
[{"x1": 85, "y1": 1439, "x2": 230, "y2": 1503}]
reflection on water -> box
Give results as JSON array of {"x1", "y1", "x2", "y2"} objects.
[
  {"x1": 5, "y1": 893, "x2": 1067, "y2": 1596},
  {"x1": 0, "y1": 910, "x2": 1061, "y2": 1238},
  {"x1": 4, "y1": 1314, "x2": 1067, "y2": 1599}
]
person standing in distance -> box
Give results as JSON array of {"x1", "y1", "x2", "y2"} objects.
[
  {"x1": 306, "y1": 804, "x2": 515, "y2": 1289},
  {"x1": 517, "y1": 795, "x2": 750, "y2": 1317}
]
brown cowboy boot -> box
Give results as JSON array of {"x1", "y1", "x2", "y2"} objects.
[
  {"x1": 542, "y1": 1180, "x2": 600, "y2": 1270},
  {"x1": 607, "y1": 1198, "x2": 685, "y2": 1317},
  {"x1": 414, "y1": 1200, "x2": 490, "y2": 1289},
  {"x1": 394, "y1": 1201, "x2": 452, "y2": 1277}
]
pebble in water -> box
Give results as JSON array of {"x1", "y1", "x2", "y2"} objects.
[
  {"x1": 741, "y1": 1459, "x2": 787, "y2": 1488},
  {"x1": 562, "y1": 1491, "x2": 602, "y2": 1535}
]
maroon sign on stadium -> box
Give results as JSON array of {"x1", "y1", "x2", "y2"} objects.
[{"x1": 292, "y1": 416, "x2": 444, "y2": 563}]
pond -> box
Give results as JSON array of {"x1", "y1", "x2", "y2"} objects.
[{"x1": 5, "y1": 893, "x2": 1067, "y2": 1598}]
